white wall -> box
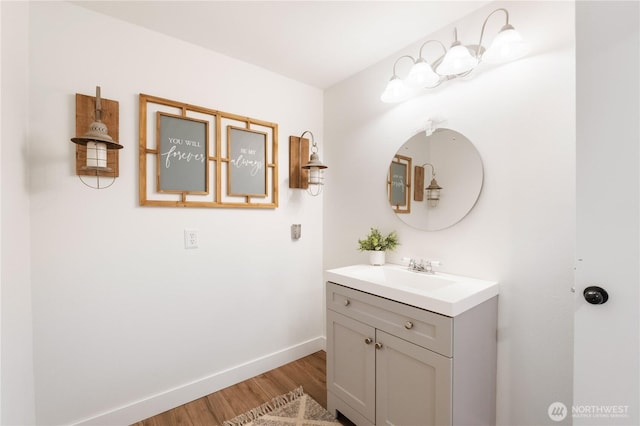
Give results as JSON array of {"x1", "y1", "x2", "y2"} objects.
[
  {"x1": 324, "y1": 1, "x2": 575, "y2": 425},
  {"x1": 1, "y1": 1, "x2": 37, "y2": 425},
  {"x1": 26, "y1": 2, "x2": 324, "y2": 425}
]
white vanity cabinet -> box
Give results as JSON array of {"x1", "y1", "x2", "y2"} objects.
[{"x1": 326, "y1": 281, "x2": 497, "y2": 426}]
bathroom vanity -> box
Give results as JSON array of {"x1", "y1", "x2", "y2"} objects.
[{"x1": 325, "y1": 264, "x2": 498, "y2": 426}]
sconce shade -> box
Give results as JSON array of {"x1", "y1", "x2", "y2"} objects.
[
  {"x1": 380, "y1": 76, "x2": 412, "y2": 103},
  {"x1": 482, "y1": 24, "x2": 528, "y2": 63},
  {"x1": 405, "y1": 59, "x2": 440, "y2": 88},
  {"x1": 302, "y1": 152, "x2": 328, "y2": 171},
  {"x1": 71, "y1": 120, "x2": 122, "y2": 149},
  {"x1": 436, "y1": 42, "x2": 479, "y2": 76},
  {"x1": 426, "y1": 178, "x2": 442, "y2": 207}
]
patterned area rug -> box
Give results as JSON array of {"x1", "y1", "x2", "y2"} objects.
[{"x1": 222, "y1": 386, "x2": 340, "y2": 426}]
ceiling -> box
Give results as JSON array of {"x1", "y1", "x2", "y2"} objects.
[{"x1": 72, "y1": 1, "x2": 490, "y2": 89}]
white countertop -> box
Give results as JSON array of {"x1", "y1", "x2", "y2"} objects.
[{"x1": 325, "y1": 263, "x2": 499, "y2": 317}]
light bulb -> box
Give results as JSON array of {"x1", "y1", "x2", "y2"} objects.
[{"x1": 86, "y1": 141, "x2": 107, "y2": 169}]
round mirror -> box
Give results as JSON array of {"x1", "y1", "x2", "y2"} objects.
[{"x1": 387, "y1": 128, "x2": 483, "y2": 231}]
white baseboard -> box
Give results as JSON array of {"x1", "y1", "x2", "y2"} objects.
[{"x1": 74, "y1": 336, "x2": 326, "y2": 426}]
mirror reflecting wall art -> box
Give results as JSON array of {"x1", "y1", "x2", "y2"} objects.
[
  {"x1": 388, "y1": 154, "x2": 411, "y2": 214},
  {"x1": 388, "y1": 128, "x2": 483, "y2": 231}
]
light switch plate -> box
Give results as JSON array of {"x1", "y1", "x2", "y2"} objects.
[{"x1": 291, "y1": 224, "x2": 301, "y2": 240}]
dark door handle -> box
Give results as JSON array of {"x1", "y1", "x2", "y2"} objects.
[{"x1": 583, "y1": 286, "x2": 609, "y2": 305}]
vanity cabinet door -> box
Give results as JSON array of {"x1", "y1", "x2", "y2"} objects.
[
  {"x1": 327, "y1": 310, "x2": 376, "y2": 424},
  {"x1": 376, "y1": 330, "x2": 452, "y2": 426}
]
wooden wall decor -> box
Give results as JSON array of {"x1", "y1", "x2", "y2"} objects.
[
  {"x1": 75, "y1": 93, "x2": 119, "y2": 177},
  {"x1": 139, "y1": 94, "x2": 278, "y2": 208},
  {"x1": 288, "y1": 135, "x2": 310, "y2": 189},
  {"x1": 414, "y1": 165, "x2": 425, "y2": 201}
]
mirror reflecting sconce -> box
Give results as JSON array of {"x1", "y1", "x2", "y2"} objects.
[
  {"x1": 70, "y1": 86, "x2": 123, "y2": 189},
  {"x1": 423, "y1": 163, "x2": 442, "y2": 207},
  {"x1": 289, "y1": 130, "x2": 328, "y2": 196},
  {"x1": 381, "y1": 8, "x2": 529, "y2": 103}
]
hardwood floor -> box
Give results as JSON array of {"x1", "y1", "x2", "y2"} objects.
[{"x1": 132, "y1": 350, "x2": 332, "y2": 426}]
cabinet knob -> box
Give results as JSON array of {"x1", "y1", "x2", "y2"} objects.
[
  {"x1": 375, "y1": 342, "x2": 383, "y2": 350},
  {"x1": 404, "y1": 321, "x2": 414, "y2": 330},
  {"x1": 364, "y1": 337, "x2": 373, "y2": 345},
  {"x1": 344, "y1": 299, "x2": 350, "y2": 307}
]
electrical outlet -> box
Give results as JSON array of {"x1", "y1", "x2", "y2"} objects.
[{"x1": 184, "y1": 229, "x2": 198, "y2": 249}]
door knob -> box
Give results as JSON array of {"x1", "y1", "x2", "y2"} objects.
[{"x1": 583, "y1": 286, "x2": 609, "y2": 305}]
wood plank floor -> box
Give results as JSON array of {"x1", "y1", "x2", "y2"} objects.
[{"x1": 132, "y1": 350, "x2": 340, "y2": 426}]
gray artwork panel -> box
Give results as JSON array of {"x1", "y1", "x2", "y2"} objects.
[
  {"x1": 229, "y1": 128, "x2": 266, "y2": 196},
  {"x1": 390, "y1": 161, "x2": 407, "y2": 206},
  {"x1": 158, "y1": 114, "x2": 207, "y2": 193}
]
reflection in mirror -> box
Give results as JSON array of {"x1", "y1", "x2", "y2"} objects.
[
  {"x1": 388, "y1": 154, "x2": 411, "y2": 214},
  {"x1": 389, "y1": 128, "x2": 483, "y2": 231}
]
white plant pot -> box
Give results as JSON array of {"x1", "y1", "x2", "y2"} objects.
[{"x1": 368, "y1": 250, "x2": 386, "y2": 266}]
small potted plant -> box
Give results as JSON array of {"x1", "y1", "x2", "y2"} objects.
[{"x1": 357, "y1": 227, "x2": 399, "y2": 266}]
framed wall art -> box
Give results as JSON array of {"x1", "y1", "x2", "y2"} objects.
[
  {"x1": 227, "y1": 127, "x2": 267, "y2": 197},
  {"x1": 157, "y1": 113, "x2": 208, "y2": 194},
  {"x1": 139, "y1": 94, "x2": 278, "y2": 208},
  {"x1": 388, "y1": 154, "x2": 411, "y2": 214}
]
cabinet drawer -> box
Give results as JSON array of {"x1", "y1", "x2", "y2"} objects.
[{"x1": 327, "y1": 282, "x2": 452, "y2": 357}]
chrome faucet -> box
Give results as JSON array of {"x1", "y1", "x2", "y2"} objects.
[{"x1": 407, "y1": 258, "x2": 440, "y2": 274}]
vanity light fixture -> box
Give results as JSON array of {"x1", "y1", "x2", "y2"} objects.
[
  {"x1": 380, "y1": 8, "x2": 528, "y2": 103},
  {"x1": 423, "y1": 163, "x2": 442, "y2": 207},
  {"x1": 70, "y1": 86, "x2": 123, "y2": 189},
  {"x1": 289, "y1": 130, "x2": 328, "y2": 196}
]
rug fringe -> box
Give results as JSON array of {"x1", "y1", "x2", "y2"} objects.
[{"x1": 222, "y1": 386, "x2": 305, "y2": 426}]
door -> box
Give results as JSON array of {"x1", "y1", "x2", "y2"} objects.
[
  {"x1": 326, "y1": 310, "x2": 376, "y2": 423},
  {"x1": 574, "y1": 2, "x2": 639, "y2": 425},
  {"x1": 376, "y1": 330, "x2": 452, "y2": 426}
]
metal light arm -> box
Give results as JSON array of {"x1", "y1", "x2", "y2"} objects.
[
  {"x1": 476, "y1": 8, "x2": 510, "y2": 58},
  {"x1": 300, "y1": 130, "x2": 317, "y2": 154},
  {"x1": 417, "y1": 39, "x2": 448, "y2": 61},
  {"x1": 391, "y1": 55, "x2": 415, "y2": 78},
  {"x1": 421, "y1": 163, "x2": 437, "y2": 179}
]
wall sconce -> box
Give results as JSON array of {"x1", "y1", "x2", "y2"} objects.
[
  {"x1": 70, "y1": 86, "x2": 123, "y2": 189},
  {"x1": 289, "y1": 130, "x2": 328, "y2": 196},
  {"x1": 381, "y1": 8, "x2": 528, "y2": 103},
  {"x1": 415, "y1": 163, "x2": 442, "y2": 207}
]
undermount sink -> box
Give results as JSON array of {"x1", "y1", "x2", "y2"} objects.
[{"x1": 324, "y1": 263, "x2": 498, "y2": 316}]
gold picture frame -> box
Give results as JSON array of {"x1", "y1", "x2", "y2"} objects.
[{"x1": 139, "y1": 94, "x2": 278, "y2": 208}]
